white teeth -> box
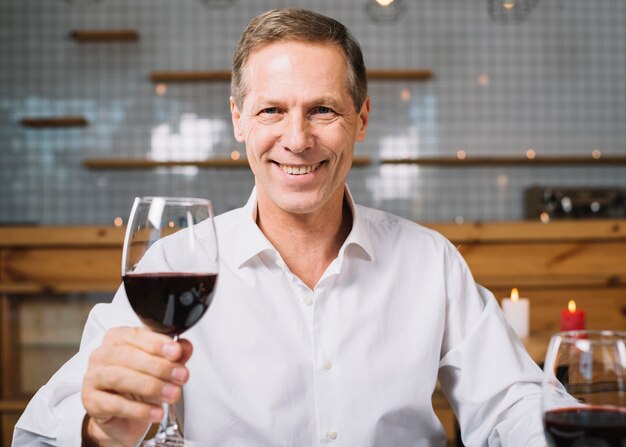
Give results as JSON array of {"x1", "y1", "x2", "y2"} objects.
[{"x1": 280, "y1": 162, "x2": 321, "y2": 175}]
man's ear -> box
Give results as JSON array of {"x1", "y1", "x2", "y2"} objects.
[
  {"x1": 230, "y1": 96, "x2": 245, "y2": 142},
  {"x1": 355, "y1": 96, "x2": 370, "y2": 142}
]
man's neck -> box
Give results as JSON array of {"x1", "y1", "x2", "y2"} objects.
[{"x1": 255, "y1": 191, "x2": 353, "y2": 290}]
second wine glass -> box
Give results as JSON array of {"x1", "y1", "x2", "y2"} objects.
[{"x1": 542, "y1": 330, "x2": 626, "y2": 446}]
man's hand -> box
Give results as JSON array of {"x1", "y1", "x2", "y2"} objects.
[{"x1": 81, "y1": 327, "x2": 193, "y2": 447}]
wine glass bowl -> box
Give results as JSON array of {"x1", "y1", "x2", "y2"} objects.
[
  {"x1": 542, "y1": 330, "x2": 626, "y2": 446},
  {"x1": 121, "y1": 197, "x2": 219, "y2": 446}
]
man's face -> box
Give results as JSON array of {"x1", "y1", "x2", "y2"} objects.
[{"x1": 230, "y1": 41, "x2": 369, "y2": 218}]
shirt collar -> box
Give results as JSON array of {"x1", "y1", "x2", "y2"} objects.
[
  {"x1": 233, "y1": 187, "x2": 275, "y2": 269},
  {"x1": 340, "y1": 185, "x2": 375, "y2": 262},
  {"x1": 233, "y1": 185, "x2": 374, "y2": 269}
]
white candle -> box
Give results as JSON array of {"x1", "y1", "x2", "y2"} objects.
[{"x1": 501, "y1": 287, "x2": 529, "y2": 339}]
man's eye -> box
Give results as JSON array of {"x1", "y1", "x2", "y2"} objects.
[
  {"x1": 260, "y1": 107, "x2": 279, "y2": 115},
  {"x1": 314, "y1": 106, "x2": 333, "y2": 114}
]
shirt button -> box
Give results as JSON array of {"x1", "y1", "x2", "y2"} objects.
[
  {"x1": 275, "y1": 259, "x2": 284, "y2": 268},
  {"x1": 302, "y1": 295, "x2": 313, "y2": 305},
  {"x1": 323, "y1": 359, "x2": 333, "y2": 370},
  {"x1": 327, "y1": 431, "x2": 337, "y2": 440}
]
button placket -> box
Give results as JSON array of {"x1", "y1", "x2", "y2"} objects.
[{"x1": 310, "y1": 287, "x2": 341, "y2": 446}]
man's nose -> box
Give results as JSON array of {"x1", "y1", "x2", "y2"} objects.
[{"x1": 281, "y1": 113, "x2": 312, "y2": 153}]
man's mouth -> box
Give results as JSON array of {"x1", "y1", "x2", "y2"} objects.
[{"x1": 279, "y1": 162, "x2": 323, "y2": 175}]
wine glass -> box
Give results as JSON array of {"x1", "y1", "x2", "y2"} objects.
[
  {"x1": 122, "y1": 197, "x2": 219, "y2": 446},
  {"x1": 542, "y1": 330, "x2": 626, "y2": 446}
]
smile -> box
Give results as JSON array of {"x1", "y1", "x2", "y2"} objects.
[{"x1": 279, "y1": 162, "x2": 322, "y2": 175}]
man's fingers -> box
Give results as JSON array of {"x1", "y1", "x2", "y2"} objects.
[
  {"x1": 92, "y1": 365, "x2": 181, "y2": 404},
  {"x1": 85, "y1": 389, "x2": 163, "y2": 423},
  {"x1": 104, "y1": 327, "x2": 175, "y2": 357},
  {"x1": 99, "y1": 344, "x2": 189, "y2": 385},
  {"x1": 178, "y1": 338, "x2": 194, "y2": 364},
  {"x1": 104, "y1": 327, "x2": 192, "y2": 364}
]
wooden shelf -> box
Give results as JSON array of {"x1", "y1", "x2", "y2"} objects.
[
  {"x1": 83, "y1": 155, "x2": 624, "y2": 170},
  {"x1": 150, "y1": 69, "x2": 432, "y2": 83},
  {"x1": 0, "y1": 226, "x2": 124, "y2": 247},
  {"x1": 381, "y1": 155, "x2": 626, "y2": 167},
  {"x1": 150, "y1": 71, "x2": 231, "y2": 82},
  {"x1": 366, "y1": 69, "x2": 432, "y2": 80},
  {"x1": 83, "y1": 156, "x2": 371, "y2": 169},
  {"x1": 0, "y1": 282, "x2": 119, "y2": 294},
  {"x1": 70, "y1": 29, "x2": 139, "y2": 42},
  {"x1": 0, "y1": 400, "x2": 28, "y2": 412},
  {"x1": 21, "y1": 341, "x2": 82, "y2": 349},
  {"x1": 431, "y1": 219, "x2": 626, "y2": 244},
  {"x1": 20, "y1": 116, "x2": 88, "y2": 128}
]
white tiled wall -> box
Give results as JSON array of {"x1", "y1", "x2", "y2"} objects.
[{"x1": 1, "y1": 0, "x2": 625, "y2": 224}]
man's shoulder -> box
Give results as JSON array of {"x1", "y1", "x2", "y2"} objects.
[{"x1": 355, "y1": 203, "x2": 451, "y2": 248}]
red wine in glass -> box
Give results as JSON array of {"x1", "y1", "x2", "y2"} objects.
[
  {"x1": 544, "y1": 407, "x2": 626, "y2": 446},
  {"x1": 123, "y1": 272, "x2": 218, "y2": 336}
]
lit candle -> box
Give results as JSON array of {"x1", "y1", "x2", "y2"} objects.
[
  {"x1": 501, "y1": 287, "x2": 530, "y2": 339},
  {"x1": 560, "y1": 300, "x2": 585, "y2": 331}
]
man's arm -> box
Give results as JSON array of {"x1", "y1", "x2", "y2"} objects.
[
  {"x1": 437, "y1": 247, "x2": 547, "y2": 446},
  {"x1": 13, "y1": 289, "x2": 191, "y2": 447},
  {"x1": 439, "y1": 288, "x2": 546, "y2": 446}
]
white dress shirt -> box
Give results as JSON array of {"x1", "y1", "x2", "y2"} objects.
[{"x1": 14, "y1": 188, "x2": 547, "y2": 446}]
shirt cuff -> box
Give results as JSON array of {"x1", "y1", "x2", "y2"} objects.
[{"x1": 55, "y1": 391, "x2": 87, "y2": 446}]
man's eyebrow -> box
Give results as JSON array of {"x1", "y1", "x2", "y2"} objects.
[
  {"x1": 249, "y1": 95, "x2": 346, "y2": 110},
  {"x1": 310, "y1": 96, "x2": 343, "y2": 107}
]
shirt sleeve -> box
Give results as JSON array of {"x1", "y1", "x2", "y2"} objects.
[
  {"x1": 12, "y1": 285, "x2": 141, "y2": 446},
  {"x1": 437, "y1": 246, "x2": 547, "y2": 447}
]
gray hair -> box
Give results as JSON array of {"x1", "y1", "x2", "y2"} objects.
[{"x1": 231, "y1": 8, "x2": 368, "y2": 111}]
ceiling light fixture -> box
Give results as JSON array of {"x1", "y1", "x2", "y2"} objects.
[
  {"x1": 197, "y1": 0, "x2": 236, "y2": 8},
  {"x1": 366, "y1": 0, "x2": 406, "y2": 23},
  {"x1": 487, "y1": 0, "x2": 539, "y2": 23}
]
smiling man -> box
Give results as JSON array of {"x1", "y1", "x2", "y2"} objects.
[
  {"x1": 14, "y1": 8, "x2": 548, "y2": 447},
  {"x1": 230, "y1": 38, "x2": 369, "y2": 289}
]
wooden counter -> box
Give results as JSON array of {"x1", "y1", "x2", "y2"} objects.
[{"x1": 1, "y1": 220, "x2": 625, "y2": 445}]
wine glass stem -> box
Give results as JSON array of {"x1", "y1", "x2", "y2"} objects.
[
  {"x1": 149, "y1": 334, "x2": 184, "y2": 445},
  {"x1": 159, "y1": 403, "x2": 181, "y2": 437}
]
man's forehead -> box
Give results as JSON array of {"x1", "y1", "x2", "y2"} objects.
[
  {"x1": 241, "y1": 41, "x2": 351, "y2": 103},
  {"x1": 244, "y1": 40, "x2": 346, "y2": 73}
]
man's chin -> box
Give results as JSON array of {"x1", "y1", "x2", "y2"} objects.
[
  {"x1": 257, "y1": 184, "x2": 342, "y2": 218},
  {"x1": 273, "y1": 193, "x2": 327, "y2": 217}
]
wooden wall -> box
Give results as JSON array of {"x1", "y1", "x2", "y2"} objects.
[{"x1": 1, "y1": 220, "x2": 625, "y2": 446}]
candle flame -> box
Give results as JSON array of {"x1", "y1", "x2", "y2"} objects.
[
  {"x1": 511, "y1": 288, "x2": 519, "y2": 302},
  {"x1": 568, "y1": 300, "x2": 577, "y2": 313}
]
